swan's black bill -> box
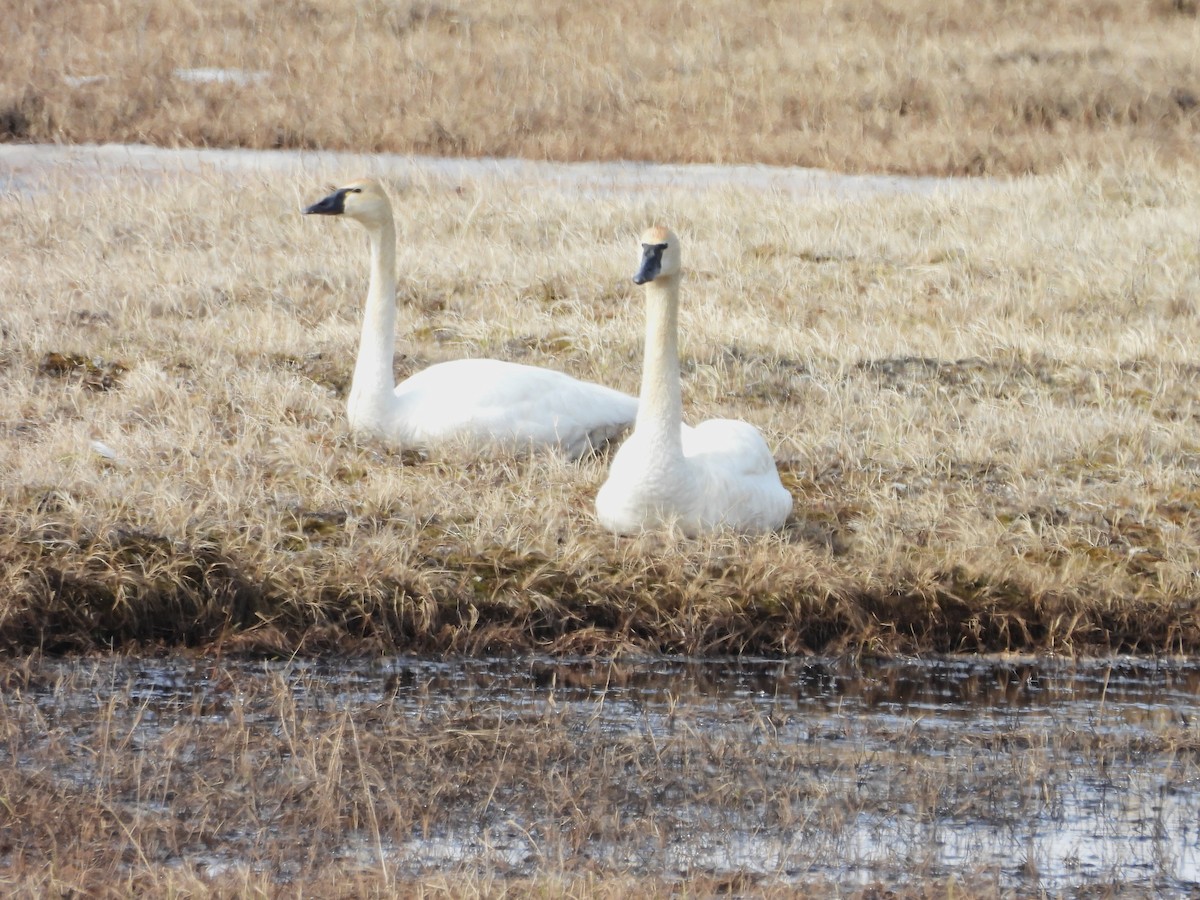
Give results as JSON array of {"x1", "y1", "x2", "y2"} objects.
[
  {"x1": 304, "y1": 188, "x2": 349, "y2": 216},
  {"x1": 633, "y1": 242, "x2": 669, "y2": 284}
]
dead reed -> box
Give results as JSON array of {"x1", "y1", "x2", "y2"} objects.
[
  {"x1": 1, "y1": 654, "x2": 1193, "y2": 896},
  {"x1": 2, "y1": 154, "x2": 1200, "y2": 655},
  {"x1": 2, "y1": 0, "x2": 1199, "y2": 175}
]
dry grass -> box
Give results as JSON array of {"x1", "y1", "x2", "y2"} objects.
[
  {"x1": 2, "y1": 153, "x2": 1200, "y2": 655},
  {"x1": 3, "y1": 0, "x2": 1200, "y2": 175},
  {"x1": 6, "y1": 5, "x2": 1200, "y2": 894},
  {"x1": 2, "y1": 654, "x2": 1194, "y2": 896}
]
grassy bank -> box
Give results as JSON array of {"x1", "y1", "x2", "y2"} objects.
[
  {"x1": 2, "y1": 159, "x2": 1200, "y2": 655},
  {"x1": 3, "y1": 0, "x2": 1200, "y2": 175}
]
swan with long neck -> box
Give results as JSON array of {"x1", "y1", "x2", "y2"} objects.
[
  {"x1": 594, "y1": 227, "x2": 792, "y2": 535},
  {"x1": 304, "y1": 179, "x2": 636, "y2": 458}
]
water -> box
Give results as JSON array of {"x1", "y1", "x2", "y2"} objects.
[
  {"x1": 4, "y1": 653, "x2": 1198, "y2": 894},
  {"x1": 0, "y1": 142, "x2": 980, "y2": 201}
]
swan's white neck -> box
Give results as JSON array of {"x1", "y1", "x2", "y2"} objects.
[
  {"x1": 636, "y1": 273, "x2": 685, "y2": 460},
  {"x1": 349, "y1": 214, "x2": 399, "y2": 429}
]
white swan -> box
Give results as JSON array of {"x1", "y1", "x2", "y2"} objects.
[
  {"x1": 303, "y1": 179, "x2": 637, "y2": 459},
  {"x1": 595, "y1": 227, "x2": 792, "y2": 535}
]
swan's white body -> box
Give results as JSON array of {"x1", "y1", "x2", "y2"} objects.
[
  {"x1": 305, "y1": 179, "x2": 636, "y2": 458},
  {"x1": 595, "y1": 227, "x2": 792, "y2": 535}
]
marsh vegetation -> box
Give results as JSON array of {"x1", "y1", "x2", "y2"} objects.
[
  {"x1": 1, "y1": 653, "x2": 1197, "y2": 897},
  {"x1": 5, "y1": 1, "x2": 1200, "y2": 894}
]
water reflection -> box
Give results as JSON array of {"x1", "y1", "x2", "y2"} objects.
[{"x1": 5, "y1": 653, "x2": 1199, "y2": 894}]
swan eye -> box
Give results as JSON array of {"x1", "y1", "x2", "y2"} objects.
[{"x1": 348, "y1": 187, "x2": 363, "y2": 194}]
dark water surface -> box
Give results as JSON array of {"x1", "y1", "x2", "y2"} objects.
[{"x1": 6, "y1": 653, "x2": 1199, "y2": 895}]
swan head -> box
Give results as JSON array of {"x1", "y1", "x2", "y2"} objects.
[
  {"x1": 633, "y1": 226, "x2": 681, "y2": 284},
  {"x1": 304, "y1": 178, "x2": 393, "y2": 229}
]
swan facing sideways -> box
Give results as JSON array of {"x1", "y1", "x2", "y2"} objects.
[
  {"x1": 303, "y1": 179, "x2": 637, "y2": 459},
  {"x1": 594, "y1": 227, "x2": 792, "y2": 536}
]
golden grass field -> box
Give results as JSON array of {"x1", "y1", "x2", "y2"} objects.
[
  {"x1": 1, "y1": 1, "x2": 1200, "y2": 657},
  {"x1": 2, "y1": 144, "x2": 1200, "y2": 656},
  {"x1": 3, "y1": 0, "x2": 1200, "y2": 175}
]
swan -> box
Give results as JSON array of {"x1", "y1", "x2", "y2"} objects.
[
  {"x1": 303, "y1": 179, "x2": 637, "y2": 459},
  {"x1": 595, "y1": 227, "x2": 792, "y2": 535}
]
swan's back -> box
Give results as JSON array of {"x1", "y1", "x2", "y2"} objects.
[
  {"x1": 683, "y1": 419, "x2": 793, "y2": 531},
  {"x1": 686, "y1": 418, "x2": 779, "y2": 476},
  {"x1": 388, "y1": 358, "x2": 637, "y2": 459}
]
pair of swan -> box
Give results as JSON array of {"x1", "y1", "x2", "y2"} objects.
[{"x1": 304, "y1": 179, "x2": 791, "y2": 536}]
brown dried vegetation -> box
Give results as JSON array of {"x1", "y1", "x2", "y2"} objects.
[
  {"x1": 1, "y1": 655, "x2": 1194, "y2": 896},
  {"x1": 2, "y1": 158, "x2": 1200, "y2": 656},
  {"x1": 3, "y1": 0, "x2": 1200, "y2": 174}
]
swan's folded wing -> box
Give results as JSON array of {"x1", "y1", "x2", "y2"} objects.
[
  {"x1": 396, "y1": 358, "x2": 636, "y2": 457},
  {"x1": 684, "y1": 418, "x2": 779, "y2": 476},
  {"x1": 682, "y1": 419, "x2": 792, "y2": 530}
]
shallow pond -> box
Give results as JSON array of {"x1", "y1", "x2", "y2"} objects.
[
  {"x1": 3, "y1": 653, "x2": 1198, "y2": 895},
  {"x1": 0, "y1": 142, "x2": 977, "y2": 201}
]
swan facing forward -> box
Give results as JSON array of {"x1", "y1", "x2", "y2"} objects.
[
  {"x1": 595, "y1": 227, "x2": 792, "y2": 536},
  {"x1": 304, "y1": 179, "x2": 636, "y2": 459}
]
